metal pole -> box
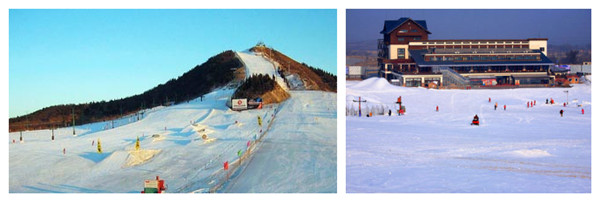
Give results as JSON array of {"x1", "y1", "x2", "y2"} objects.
[{"x1": 72, "y1": 107, "x2": 75, "y2": 136}]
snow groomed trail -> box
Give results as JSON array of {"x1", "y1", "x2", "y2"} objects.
[
  {"x1": 222, "y1": 91, "x2": 337, "y2": 193},
  {"x1": 236, "y1": 50, "x2": 289, "y2": 91},
  {"x1": 346, "y1": 78, "x2": 591, "y2": 193},
  {"x1": 9, "y1": 49, "x2": 337, "y2": 193}
]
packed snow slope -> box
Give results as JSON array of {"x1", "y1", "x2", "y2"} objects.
[
  {"x1": 222, "y1": 91, "x2": 337, "y2": 193},
  {"x1": 346, "y1": 78, "x2": 591, "y2": 193},
  {"x1": 10, "y1": 88, "x2": 253, "y2": 193},
  {"x1": 236, "y1": 50, "x2": 289, "y2": 91},
  {"x1": 9, "y1": 50, "x2": 336, "y2": 193}
]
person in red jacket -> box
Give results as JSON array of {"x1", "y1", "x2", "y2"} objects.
[
  {"x1": 471, "y1": 114, "x2": 479, "y2": 126},
  {"x1": 504, "y1": 105, "x2": 506, "y2": 111}
]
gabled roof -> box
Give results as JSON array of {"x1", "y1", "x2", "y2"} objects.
[{"x1": 380, "y1": 18, "x2": 430, "y2": 34}]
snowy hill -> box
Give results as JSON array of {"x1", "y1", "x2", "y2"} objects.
[
  {"x1": 9, "y1": 49, "x2": 337, "y2": 193},
  {"x1": 346, "y1": 78, "x2": 591, "y2": 193}
]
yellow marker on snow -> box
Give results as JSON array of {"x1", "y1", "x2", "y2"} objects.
[
  {"x1": 97, "y1": 138, "x2": 102, "y2": 153},
  {"x1": 257, "y1": 115, "x2": 262, "y2": 127},
  {"x1": 135, "y1": 136, "x2": 140, "y2": 151}
]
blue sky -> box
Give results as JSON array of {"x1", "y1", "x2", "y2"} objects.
[
  {"x1": 347, "y1": 9, "x2": 591, "y2": 46},
  {"x1": 9, "y1": 9, "x2": 337, "y2": 118}
]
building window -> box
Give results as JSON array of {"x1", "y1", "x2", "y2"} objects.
[
  {"x1": 398, "y1": 38, "x2": 405, "y2": 42},
  {"x1": 413, "y1": 37, "x2": 421, "y2": 40},
  {"x1": 399, "y1": 29, "x2": 408, "y2": 33},
  {"x1": 410, "y1": 29, "x2": 418, "y2": 32},
  {"x1": 397, "y1": 48, "x2": 406, "y2": 59},
  {"x1": 540, "y1": 47, "x2": 545, "y2": 52}
]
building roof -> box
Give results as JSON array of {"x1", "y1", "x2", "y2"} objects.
[
  {"x1": 408, "y1": 49, "x2": 555, "y2": 67},
  {"x1": 380, "y1": 18, "x2": 430, "y2": 34}
]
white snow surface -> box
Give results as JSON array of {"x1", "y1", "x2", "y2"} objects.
[
  {"x1": 223, "y1": 91, "x2": 337, "y2": 193},
  {"x1": 346, "y1": 78, "x2": 591, "y2": 193},
  {"x1": 236, "y1": 50, "x2": 289, "y2": 91},
  {"x1": 9, "y1": 59, "x2": 336, "y2": 193}
]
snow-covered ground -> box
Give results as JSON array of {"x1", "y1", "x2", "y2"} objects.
[
  {"x1": 223, "y1": 91, "x2": 337, "y2": 193},
  {"x1": 346, "y1": 78, "x2": 591, "y2": 193},
  {"x1": 237, "y1": 50, "x2": 289, "y2": 91},
  {"x1": 9, "y1": 50, "x2": 336, "y2": 193}
]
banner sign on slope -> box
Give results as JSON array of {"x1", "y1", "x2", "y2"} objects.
[{"x1": 232, "y1": 99, "x2": 248, "y2": 110}]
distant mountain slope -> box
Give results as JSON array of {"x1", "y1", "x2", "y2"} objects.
[
  {"x1": 9, "y1": 50, "x2": 242, "y2": 132},
  {"x1": 250, "y1": 46, "x2": 336, "y2": 92}
]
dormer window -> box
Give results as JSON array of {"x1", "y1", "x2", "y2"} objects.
[{"x1": 399, "y1": 29, "x2": 408, "y2": 33}]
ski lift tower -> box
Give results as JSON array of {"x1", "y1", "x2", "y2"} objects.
[
  {"x1": 72, "y1": 107, "x2": 76, "y2": 136},
  {"x1": 352, "y1": 97, "x2": 367, "y2": 117}
]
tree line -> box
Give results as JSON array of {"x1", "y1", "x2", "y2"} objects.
[{"x1": 9, "y1": 50, "x2": 241, "y2": 132}]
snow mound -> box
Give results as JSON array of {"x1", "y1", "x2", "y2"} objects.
[
  {"x1": 509, "y1": 149, "x2": 551, "y2": 158},
  {"x1": 351, "y1": 78, "x2": 395, "y2": 90},
  {"x1": 125, "y1": 149, "x2": 161, "y2": 167}
]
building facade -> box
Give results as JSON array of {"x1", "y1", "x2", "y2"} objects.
[{"x1": 378, "y1": 18, "x2": 555, "y2": 88}]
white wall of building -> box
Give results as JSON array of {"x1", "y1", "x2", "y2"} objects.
[
  {"x1": 388, "y1": 44, "x2": 410, "y2": 60},
  {"x1": 348, "y1": 66, "x2": 364, "y2": 76},
  {"x1": 528, "y1": 39, "x2": 548, "y2": 55}
]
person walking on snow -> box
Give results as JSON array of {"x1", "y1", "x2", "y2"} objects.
[
  {"x1": 582, "y1": 108, "x2": 585, "y2": 114},
  {"x1": 560, "y1": 109, "x2": 564, "y2": 117},
  {"x1": 494, "y1": 102, "x2": 498, "y2": 110},
  {"x1": 388, "y1": 109, "x2": 391, "y2": 116},
  {"x1": 436, "y1": 106, "x2": 439, "y2": 112},
  {"x1": 546, "y1": 99, "x2": 549, "y2": 104},
  {"x1": 504, "y1": 105, "x2": 506, "y2": 111},
  {"x1": 489, "y1": 97, "x2": 491, "y2": 103},
  {"x1": 527, "y1": 102, "x2": 530, "y2": 108}
]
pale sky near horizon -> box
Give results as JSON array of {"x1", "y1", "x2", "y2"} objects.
[{"x1": 9, "y1": 9, "x2": 337, "y2": 118}]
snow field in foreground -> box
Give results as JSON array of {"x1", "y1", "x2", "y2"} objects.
[{"x1": 346, "y1": 78, "x2": 591, "y2": 193}]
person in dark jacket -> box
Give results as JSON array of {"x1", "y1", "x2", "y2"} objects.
[
  {"x1": 388, "y1": 109, "x2": 392, "y2": 116},
  {"x1": 560, "y1": 109, "x2": 564, "y2": 117}
]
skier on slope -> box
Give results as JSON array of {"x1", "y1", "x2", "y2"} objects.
[
  {"x1": 494, "y1": 102, "x2": 498, "y2": 110},
  {"x1": 471, "y1": 114, "x2": 479, "y2": 126},
  {"x1": 388, "y1": 109, "x2": 392, "y2": 116}
]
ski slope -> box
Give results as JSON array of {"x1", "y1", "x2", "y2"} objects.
[
  {"x1": 222, "y1": 91, "x2": 337, "y2": 193},
  {"x1": 236, "y1": 50, "x2": 289, "y2": 91},
  {"x1": 346, "y1": 78, "x2": 591, "y2": 193},
  {"x1": 9, "y1": 50, "x2": 336, "y2": 193}
]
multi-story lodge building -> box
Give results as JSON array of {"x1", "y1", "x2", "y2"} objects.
[{"x1": 378, "y1": 18, "x2": 555, "y2": 87}]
